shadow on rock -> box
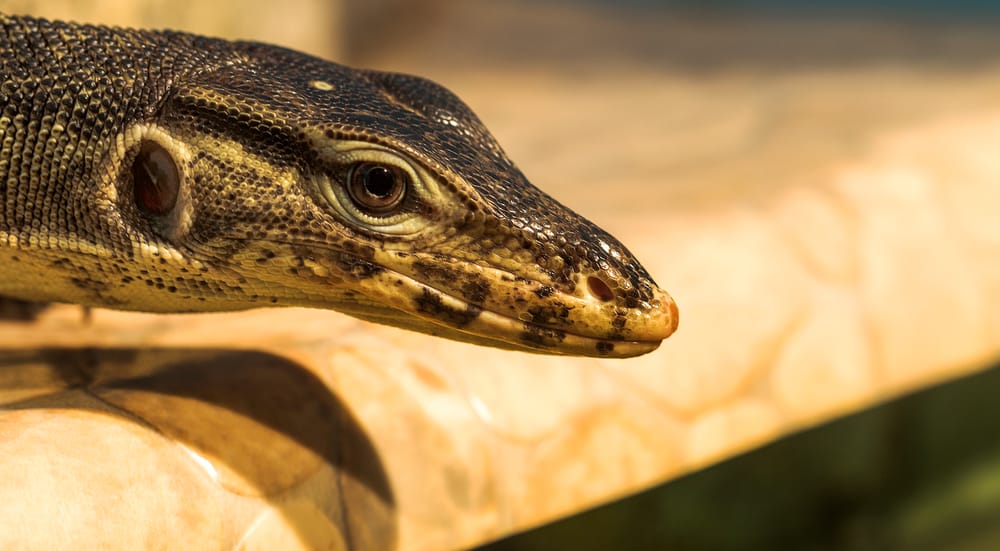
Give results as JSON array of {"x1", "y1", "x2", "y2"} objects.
[{"x1": 0, "y1": 347, "x2": 396, "y2": 550}]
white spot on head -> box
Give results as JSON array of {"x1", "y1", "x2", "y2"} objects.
[
  {"x1": 309, "y1": 80, "x2": 334, "y2": 91},
  {"x1": 434, "y1": 109, "x2": 462, "y2": 128}
]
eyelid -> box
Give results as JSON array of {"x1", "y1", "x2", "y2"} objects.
[{"x1": 315, "y1": 149, "x2": 427, "y2": 235}]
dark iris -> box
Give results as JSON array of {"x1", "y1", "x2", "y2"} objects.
[
  {"x1": 348, "y1": 162, "x2": 407, "y2": 213},
  {"x1": 132, "y1": 141, "x2": 179, "y2": 215}
]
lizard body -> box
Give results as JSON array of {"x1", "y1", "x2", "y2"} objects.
[{"x1": 0, "y1": 14, "x2": 677, "y2": 357}]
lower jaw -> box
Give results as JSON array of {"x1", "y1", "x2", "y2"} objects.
[
  {"x1": 338, "y1": 295, "x2": 662, "y2": 358},
  {"x1": 354, "y1": 310, "x2": 661, "y2": 357},
  {"x1": 326, "y1": 268, "x2": 664, "y2": 358}
]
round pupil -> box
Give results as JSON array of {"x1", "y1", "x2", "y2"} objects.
[{"x1": 363, "y1": 166, "x2": 397, "y2": 198}]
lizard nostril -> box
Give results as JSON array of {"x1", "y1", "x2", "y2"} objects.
[{"x1": 587, "y1": 276, "x2": 615, "y2": 302}]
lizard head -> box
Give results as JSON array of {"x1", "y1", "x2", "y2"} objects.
[{"x1": 113, "y1": 41, "x2": 677, "y2": 357}]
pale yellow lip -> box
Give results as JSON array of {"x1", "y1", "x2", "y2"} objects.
[{"x1": 351, "y1": 268, "x2": 676, "y2": 358}]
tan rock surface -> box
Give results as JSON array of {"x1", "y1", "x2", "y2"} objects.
[{"x1": 2, "y1": 2, "x2": 1000, "y2": 550}]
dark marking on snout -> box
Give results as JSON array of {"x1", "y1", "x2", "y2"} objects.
[
  {"x1": 460, "y1": 279, "x2": 491, "y2": 305},
  {"x1": 534, "y1": 285, "x2": 554, "y2": 299},
  {"x1": 526, "y1": 304, "x2": 573, "y2": 327},
  {"x1": 332, "y1": 254, "x2": 383, "y2": 279},
  {"x1": 298, "y1": 244, "x2": 383, "y2": 279},
  {"x1": 341, "y1": 240, "x2": 376, "y2": 261},
  {"x1": 414, "y1": 259, "x2": 492, "y2": 305},
  {"x1": 520, "y1": 323, "x2": 566, "y2": 348},
  {"x1": 596, "y1": 341, "x2": 615, "y2": 355},
  {"x1": 612, "y1": 315, "x2": 627, "y2": 331},
  {"x1": 415, "y1": 288, "x2": 482, "y2": 327},
  {"x1": 413, "y1": 260, "x2": 457, "y2": 284}
]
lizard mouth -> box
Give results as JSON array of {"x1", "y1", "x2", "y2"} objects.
[{"x1": 344, "y1": 266, "x2": 672, "y2": 358}]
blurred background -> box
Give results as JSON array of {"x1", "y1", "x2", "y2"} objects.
[
  {"x1": 4, "y1": 0, "x2": 1000, "y2": 549},
  {"x1": 483, "y1": 367, "x2": 1000, "y2": 550}
]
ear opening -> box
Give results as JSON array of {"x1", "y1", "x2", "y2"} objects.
[{"x1": 101, "y1": 123, "x2": 195, "y2": 243}]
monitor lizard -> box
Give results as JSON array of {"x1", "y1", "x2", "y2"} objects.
[{"x1": 0, "y1": 14, "x2": 678, "y2": 357}]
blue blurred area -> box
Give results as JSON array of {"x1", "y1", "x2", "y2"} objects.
[
  {"x1": 684, "y1": 0, "x2": 1000, "y2": 8},
  {"x1": 581, "y1": 0, "x2": 1000, "y2": 16}
]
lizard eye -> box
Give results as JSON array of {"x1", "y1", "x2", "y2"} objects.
[
  {"x1": 132, "y1": 141, "x2": 179, "y2": 215},
  {"x1": 347, "y1": 162, "x2": 407, "y2": 213},
  {"x1": 315, "y1": 145, "x2": 427, "y2": 235}
]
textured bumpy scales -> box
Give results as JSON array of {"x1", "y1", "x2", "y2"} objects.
[{"x1": 0, "y1": 14, "x2": 677, "y2": 357}]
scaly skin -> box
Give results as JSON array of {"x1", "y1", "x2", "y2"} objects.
[{"x1": 0, "y1": 14, "x2": 677, "y2": 357}]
